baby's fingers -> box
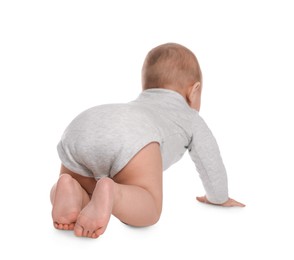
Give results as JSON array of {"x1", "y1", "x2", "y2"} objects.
[
  {"x1": 196, "y1": 196, "x2": 246, "y2": 207},
  {"x1": 196, "y1": 196, "x2": 209, "y2": 204},
  {"x1": 222, "y1": 198, "x2": 246, "y2": 207}
]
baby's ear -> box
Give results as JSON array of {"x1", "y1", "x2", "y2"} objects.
[
  {"x1": 188, "y1": 82, "x2": 201, "y2": 100},
  {"x1": 192, "y1": 81, "x2": 201, "y2": 93}
]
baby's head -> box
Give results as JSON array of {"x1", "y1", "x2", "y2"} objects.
[{"x1": 142, "y1": 43, "x2": 202, "y2": 110}]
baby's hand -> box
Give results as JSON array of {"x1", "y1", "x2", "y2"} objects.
[{"x1": 196, "y1": 196, "x2": 245, "y2": 207}]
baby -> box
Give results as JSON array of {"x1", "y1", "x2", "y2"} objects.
[{"x1": 50, "y1": 43, "x2": 245, "y2": 239}]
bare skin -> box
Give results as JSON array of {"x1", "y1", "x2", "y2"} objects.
[
  {"x1": 50, "y1": 82, "x2": 245, "y2": 238},
  {"x1": 74, "y1": 177, "x2": 115, "y2": 238},
  {"x1": 196, "y1": 196, "x2": 245, "y2": 207},
  {"x1": 51, "y1": 174, "x2": 90, "y2": 230},
  {"x1": 50, "y1": 142, "x2": 163, "y2": 238}
]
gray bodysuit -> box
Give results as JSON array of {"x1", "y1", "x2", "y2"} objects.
[{"x1": 57, "y1": 88, "x2": 228, "y2": 204}]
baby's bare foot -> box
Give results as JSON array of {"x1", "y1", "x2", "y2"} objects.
[
  {"x1": 74, "y1": 178, "x2": 114, "y2": 239},
  {"x1": 52, "y1": 174, "x2": 85, "y2": 230}
]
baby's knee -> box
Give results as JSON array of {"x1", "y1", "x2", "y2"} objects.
[
  {"x1": 150, "y1": 211, "x2": 161, "y2": 226},
  {"x1": 147, "y1": 198, "x2": 162, "y2": 226}
]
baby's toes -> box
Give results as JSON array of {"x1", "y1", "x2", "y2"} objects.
[
  {"x1": 91, "y1": 231, "x2": 100, "y2": 239},
  {"x1": 68, "y1": 223, "x2": 75, "y2": 230},
  {"x1": 74, "y1": 223, "x2": 84, "y2": 237},
  {"x1": 54, "y1": 222, "x2": 65, "y2": 230}
]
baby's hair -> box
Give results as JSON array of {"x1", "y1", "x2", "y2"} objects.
[{"x1": 142, "y1": 43, "x2": 202, "y2": 90}]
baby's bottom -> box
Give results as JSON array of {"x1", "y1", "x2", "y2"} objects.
[{"x1": 50, "y1": 142, "x2": 163, "y2": 238}]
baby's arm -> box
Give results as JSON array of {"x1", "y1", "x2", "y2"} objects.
[{"x1": 189, "y1": 113, "x2": 245, "y2": 207}]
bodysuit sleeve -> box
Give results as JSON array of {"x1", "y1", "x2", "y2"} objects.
[{"x1": 188, "y1": 113, "x2": 229, "y2": 204}]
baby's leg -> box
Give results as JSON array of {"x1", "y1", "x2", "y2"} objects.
[
  {"x1": 50, "y1": 173, "x2": 90, "y2": 230},
  {"x1": 74, "y1": 142, "x2": 163, "y2": 238},
  {"x1": 112, "y1": 142, "x2": 163, "y2": 226}
]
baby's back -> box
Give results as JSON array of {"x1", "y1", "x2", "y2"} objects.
[{"x1": 58, "y1": 89, "x2": 195, "y2": 179}]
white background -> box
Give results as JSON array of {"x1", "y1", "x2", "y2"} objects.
[{"x1": 1, "y1": 0, "x2": 293, "y2": 259}]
